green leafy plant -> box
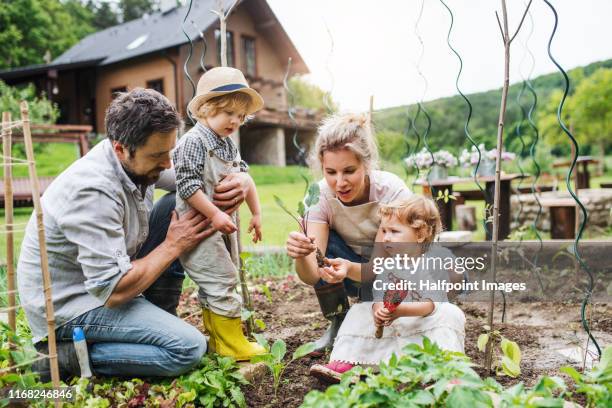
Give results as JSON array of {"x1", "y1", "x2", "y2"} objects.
[
  {"x1": 0, "y1": 322, "x2": 41, "y2": 407},
  {"x1": 435, "y1": 188, "x2": 457, "y2": 204},
  {"x1": 251, "y1": 334, "x2": 316, "y2": 399},
  {"x1": 260, "y1": 283, "x2": 273, "y2": 304},
  {"x1": 477, "y1": 325, "x2": 522, "y2": 377},
  {"x1": 4, "y1": 354, "x2": 249, "y2": 408},
  {"x1": 302, "y1": 338, "x2": 584, "y2": 407},
  {"x1": 561, "y1": 346, "x2": 612, "y2": 408},
  {"x1": 274, "y1": 174, "x2": 328, "y2": 267},
  {"x1": 302, "y1": 338, "x2": 484, "y2": 407},
  {"x1": 174, "y1": 355, "x2": 248, "y2": 408}
]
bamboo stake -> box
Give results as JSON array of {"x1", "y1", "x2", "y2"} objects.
[
  {"x1": 2, "y1": 112, "x2": 16, "y2": 371},
  {"x1": 20, "y1": 102, "x2": 61, "y2": 406},
  {"x1": 484, "y1": 0, "x2": 532, "y2": 372}
]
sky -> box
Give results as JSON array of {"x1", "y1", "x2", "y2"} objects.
[{"x1": 265, "y1": 0, "x2": 612, "y2": 111}]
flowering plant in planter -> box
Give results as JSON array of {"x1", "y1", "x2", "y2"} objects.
[
  {"x1": 405, "y1": 148, "x2": 458, "y2": 181},
  {"x1": 433, "y1": 150, "x2": 459, "y2": 168},
  {"x1": 459, "y1": 144, "x2": 516, "y2": 176},
  {"x1": 405, "y1": 148, "x2": 458, "y2": 169},
  {"x1": 404, "y1": 148, "x2": 434, "y2": 170}
]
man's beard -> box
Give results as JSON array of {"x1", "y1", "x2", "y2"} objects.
[{"x1": 121, "y1": 162, "x2": 161, "y2": 186}]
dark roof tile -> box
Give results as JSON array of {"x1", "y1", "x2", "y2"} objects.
[{"x1": 53, "y1": 0, "x2": 217, "y2": 66}]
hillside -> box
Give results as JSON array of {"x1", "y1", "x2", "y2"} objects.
[{"x1": 373, "y1": 58, "x2": 612, "y2": 163}]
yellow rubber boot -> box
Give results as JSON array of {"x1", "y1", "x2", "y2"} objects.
[{"x1": 202, "y1": 308, "x2": 266, "y2": 361}]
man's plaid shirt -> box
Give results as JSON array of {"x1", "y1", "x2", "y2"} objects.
[{"x1": 172, "y1": 122, "x2": 247, "y2": 200}]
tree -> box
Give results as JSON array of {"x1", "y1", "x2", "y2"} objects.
[
  {"x1": 287, "y1": 75, "x2": 338, "y2": 113},
  {"x1": 120, "y1": 0, "x2": 157, "y2": 23},
  {"x1": 0, "y1": 0, "x2": 95, "y2": 69},
  {"x1": 538, "y1": 67, "x2": 612, "y2": 163},
  {"x1": 0, "y1": 80, "x2": 59, "y2": 125},
  {"x1": 570, "y1": 68, "x2": 612, "y2": 171},
  {"x1": 537, "y1": 89, "x2": 572, "y2": 154},
  {"x1": 0, "y1": 80, "x2": 60, "y2": 158},
  {"x1": 86, "y1": 0, "x2": 120, "y2": 29}
]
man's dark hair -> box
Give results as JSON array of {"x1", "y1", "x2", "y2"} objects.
[{"x1": 105, "y1": 88, "x2": 182, "y2": 154}]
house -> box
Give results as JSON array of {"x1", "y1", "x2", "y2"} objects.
[{"x1": 0, "y1": 0, "x2": 322, "y2": 166}]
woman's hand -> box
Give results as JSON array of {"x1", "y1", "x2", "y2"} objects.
[
  {"x1": 286, "y1": 231, "x2": 316, "y2": 259},
  {"x1": 319, "y1": 258, "x2": 350, "y2": 284}
]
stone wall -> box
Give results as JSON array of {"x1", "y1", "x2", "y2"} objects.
[{"x1": 510, "y1": 189, "x2": 612, "y2": 233}]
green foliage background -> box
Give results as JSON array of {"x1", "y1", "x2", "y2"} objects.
[
  {"x1": 0, "y1": 0, "x2": 162, "y2": 70},
  {"x1": 0, "y1": 0, "x2": 95, "y2": 69},
  {"x1": 373, "y1": 59, "x2": 612, "y2": 165}
]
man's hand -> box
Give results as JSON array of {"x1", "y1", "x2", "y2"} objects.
[
  {"x1": 213, "y1": 173, "x2": 250, "y2": 213},
  {"x1": 106, "y1": 209, "x2": 212, "y2": 309},
  {"x1": 166, "y1": 209, "x2": 213, "y2": 256}
]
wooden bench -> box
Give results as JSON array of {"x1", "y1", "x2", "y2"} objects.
[
  {"x1": 0, "y1": 124, "x2": 91, "y2": 208},
  {"x1": 540, "y1": 198, "x2": 576, "y2": 239}
]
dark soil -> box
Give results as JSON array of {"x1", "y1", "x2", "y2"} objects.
[{"x1": 177, "y1": 276, "x2": 611, "y2": 407}]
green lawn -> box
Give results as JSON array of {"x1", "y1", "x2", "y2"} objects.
[{"x1": 2, "y1": 150, "x2": 611, "y2": 263}]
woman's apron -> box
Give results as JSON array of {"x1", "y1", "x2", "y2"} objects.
[
  {"x1": 327, "y1": 198, "x2": 381, "y2": 260},
  {"x1": 176, "y1": 144, "x2": 242, "y2": 317}
]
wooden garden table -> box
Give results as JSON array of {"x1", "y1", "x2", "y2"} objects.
[
  {"x1": 416, "y1": 173, "x2": 526, "y2": 240},
  {"x1": 553, "y1": 156, "x2": 599, "y2": 190}
]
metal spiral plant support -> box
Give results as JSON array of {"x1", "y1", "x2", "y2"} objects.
[
  {"x1": 522, "y1": 10, "x2": 544, "y2": 270},
  {"x1": 438, "y1": 0, "x2": 509, "y2": 321},
  {"x1": 182, "y1": 0, "x2": 197, "y2": 125},
  {"x1": 542, "y1": 0, "x2": 601, "y2": 358},
  {"x1": 412, "y1": 0, "x2": 434, "y2": 184},
  {"x1": 323, "y1": 21, "x2": 335, "y2": 115},
  {"x1": 283, "y1": 57, "x2": 306, "y2": 164},
  {"x1": 516, "y1": 56, "x2": 546, "y2": 294},
  {"x1": 438, "y1": 0, "x2": 487, "y2": 219},
  {"x1": 513, "y1": 81, "x2": 527, "y2": 240},
  {"x1": 526, "y1": 77, "x2": 544, "y2": 261},
  {"x1": 191, "y1": 20, "x2": 208, "y2": 74},
  {"x1": 407, "y1": 105, "x2": 423, "y2": 189}
]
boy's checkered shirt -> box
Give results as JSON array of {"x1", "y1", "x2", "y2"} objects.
[{"x1": 173, "y1": 122, "x2": 248, "y2": 200}]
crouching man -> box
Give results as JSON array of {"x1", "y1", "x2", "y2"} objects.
[{"x1": 17, "y1": 88, "x2": 250, "y2": 379}]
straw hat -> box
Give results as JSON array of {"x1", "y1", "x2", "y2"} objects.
[{"x1": 187, "y1": 67, "x2": 264, "y2": 116}]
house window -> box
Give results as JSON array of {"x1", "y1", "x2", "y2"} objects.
[
  {"x1": 242, "y1": 36, "x2": 256, "y2": 77},
  {"x1": 215, "y1": 29, "x2": 235, "y2": 67},
  {"x1": 147, "y1": 78, "x2": 164, "y2": 94},
  {"x1": 111, "y1": 86, "x2": 127, "y2": 99}
]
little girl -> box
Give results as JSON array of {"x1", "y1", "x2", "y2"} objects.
[{"x1": 310, "y1": 195, "x2": 466, "y2": 383}]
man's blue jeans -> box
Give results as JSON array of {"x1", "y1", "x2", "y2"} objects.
[
  {"x1": 52, "y1": 192, "x2": 205, "y2": 377},
  {"x1": 55, "y1": 297, "x2": 205, "y2": 377}
]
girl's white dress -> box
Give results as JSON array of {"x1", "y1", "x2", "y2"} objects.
[
  {"x1": 329, "y1": 301, "x2": 466, "y2": 365},
  {"x1": 329, "y1": 246, "x2": 466, "y2": 365}
]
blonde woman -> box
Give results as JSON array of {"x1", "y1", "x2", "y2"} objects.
[{"x1": 285, "y1": 112, "x2": 412, "y2": 355}]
